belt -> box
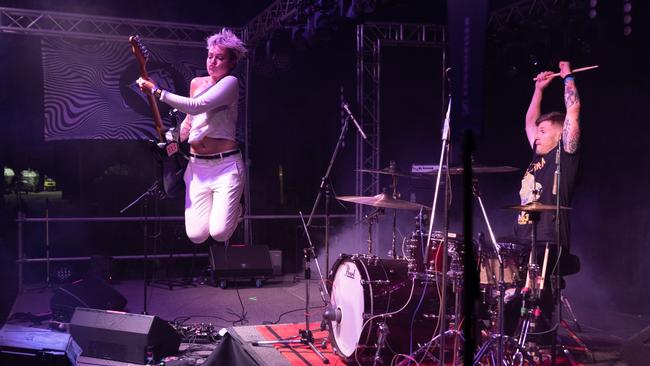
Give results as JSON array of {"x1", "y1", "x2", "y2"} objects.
[{"x1": 189, "y1": 149, "x2": 240, "y2": 160}]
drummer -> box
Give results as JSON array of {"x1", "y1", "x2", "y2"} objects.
[{"x1": 505, "y1": 61, "x2": 583, "y2": 342}]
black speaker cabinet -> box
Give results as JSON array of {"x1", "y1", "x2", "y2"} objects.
[
  {"x1": 209, "y1": 245, "x2": 273, "y2": 279},
  {"x1": 0, "y1": 324, "x2": 77, "y2": 366},
  {"x1": 622, "y1": 325, "x2": 650, "y2": 366},
  {"x1": 50, "y1": 278, "x2": 127, "y2": 321},
  {"x1": 69, "y1": 308, "x2": 180, "y2": 365}
]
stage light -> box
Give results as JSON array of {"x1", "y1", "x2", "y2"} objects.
[
  {"x1": 588, "y1": 0, "x2": 598, "y2": 19},
  {"x1": 623, "y1": 0, "x2": 632, "y2": 36}
]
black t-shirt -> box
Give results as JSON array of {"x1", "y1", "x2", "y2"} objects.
[{"x1": 514, "y1": 145, "x2": 580, "y2": 247}]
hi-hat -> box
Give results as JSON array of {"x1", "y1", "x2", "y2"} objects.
[
  {"x1": 504, "y1": 202, "x2": 572, "y2": 212},
  {"x1": 337, "y1": 193, "x2": 429, "y2": 211}
]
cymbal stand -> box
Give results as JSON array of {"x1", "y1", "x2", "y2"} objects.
[
  {"x1": 388, "y1": 160, "x2": 399, "y2": 259},
  {"x1": 471, "y1": 179, "x2": 530, "y2": 365},
  {"x1": 252, "y1": 212, "x2": 330, "y2": 364},
  {"x1": 364, "y1": 207, "x2": 384, "y2": 255},
  {"x1": 512, "y1": 211, "x2": 544, "y2": 362}
]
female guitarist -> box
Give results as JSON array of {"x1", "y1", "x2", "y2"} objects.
[{"x1": 137, "y1": 28, "x2": 246, "y2": 244}]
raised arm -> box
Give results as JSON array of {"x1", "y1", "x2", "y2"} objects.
[
  {"x1": 525, "y1": 71, "x2": 556, "y2": 148},
  {"x1": 559, "y1": 61, "x2": 581, "y2": 153}
]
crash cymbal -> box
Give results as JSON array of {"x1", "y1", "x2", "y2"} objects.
[
  {"x1": 504, "y1": 202, "x2": 572, "y2": 212},
  {"x1": 337, "y1": 193, "x2": 429, "y2": 211},
  {"x1": 417, "y1": 165, "x2": 520, "y2": 176}
]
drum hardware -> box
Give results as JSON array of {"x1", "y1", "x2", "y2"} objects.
[
  {"x1": 471, "y1": 178, "x2": 527, "y2": 366},
  {"x1": 362, "y1": 207, "x2": 384, "y2": 255},
  {"x1": 361, "y1": 280, "x2": 391, "y2": 285},
  {"x1": 252, "y1": 212, "x2": 330, "y2": 364},
  {"x1": 373, "y1": 321, "x2": 390, "y2": 366},
  {"x1": 339, "y1": 169, "x2": 432, "y2": 258}
]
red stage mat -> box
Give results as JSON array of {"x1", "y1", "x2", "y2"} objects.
[{"x1": 255, "y1": 322, "x2": 583, "y2": 366}]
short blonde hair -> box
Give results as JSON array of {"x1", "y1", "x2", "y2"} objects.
[{"x1": 206, "y1": 28, "x2": 247, "y2": 64}]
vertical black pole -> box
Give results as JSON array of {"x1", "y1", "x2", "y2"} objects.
[{"x1": 462, "y1": 130, "x2": 478, "y2": 364}]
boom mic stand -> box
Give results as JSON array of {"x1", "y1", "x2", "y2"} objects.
[
  {"x1": 306, "y1": 97, "x2": 366, "y2": 276},
  {"x1": 400, "y1": 95, "x2": 455, "y2": 366},
  {"x1": 120, "y1": 176, "x2": 165, "y2": 315},
  {"x1": 251, "y1": 212, "x2": 330, "y2": 364}
]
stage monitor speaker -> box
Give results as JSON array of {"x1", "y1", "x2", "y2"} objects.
[
  {"x1": 0, "y1": 324, "x2": 78, "y2": 365},
  {"x1": 621, "y1": 325, "x2": 650, "y2": 366},
  {"x1": 50, "y1": 277, "x2": 127, "y2": 322},
  {"x1": 69, "y1": 308, "x2": 180, "y2": 365},
  {"x1": 209, "y1": 245, "x2": 273, "y2": 278}
]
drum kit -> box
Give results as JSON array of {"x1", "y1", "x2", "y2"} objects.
[{"x1": 319, "y1": 162, "x2": 571, "y2": 365}]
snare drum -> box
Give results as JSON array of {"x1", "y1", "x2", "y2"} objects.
[{"x1": 327, "y1": 254, "x2": 442, "y2": 361}]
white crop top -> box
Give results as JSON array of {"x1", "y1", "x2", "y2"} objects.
[{"x1": 160, "y1": 75, "x2": 239, "y2": 144}]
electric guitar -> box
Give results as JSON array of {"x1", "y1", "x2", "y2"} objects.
[{"x1": 129, "y1": 35, "x2": 187, "y2": 198}]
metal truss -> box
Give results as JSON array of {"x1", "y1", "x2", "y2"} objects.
[
  {"x1": 0, "y1": 6, "x2": 243, "y2": 47},
  {"x1": 488, "y1": 0, "x2": 580, "y2": 31},
  {"x1": 355, "y1": 22, "x2": 445, "y2": 223},
  {"x1": 245, "y1": 0, "x2": 301, "y2": 46}
]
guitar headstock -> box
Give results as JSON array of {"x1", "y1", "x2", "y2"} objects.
[{"x1": 129, "y1": 35, "x2": 150, "y2": 78}]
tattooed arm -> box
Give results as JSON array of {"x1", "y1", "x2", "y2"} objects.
[
  {"x1": 526, "y1": 71, "x2": 556, "y2": 149},
  {"x1": 559, "y1": 61, "x2": 581, "y2": 153}
]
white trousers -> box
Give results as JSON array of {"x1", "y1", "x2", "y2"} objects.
[{"x1": 183, "y1": 153, "x2": 244, "y2": 243}]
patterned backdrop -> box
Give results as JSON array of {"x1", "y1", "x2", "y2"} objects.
[{"x1": 41, "y1": 37, "x2": 247, "y2": 142}]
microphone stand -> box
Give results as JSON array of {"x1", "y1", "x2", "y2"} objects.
[
  {"x1": 120, "y1": 141, "x2": 169, "y2": 315},
  {"x1": 551, "y1": 138, "x2": 563, "y2": 365},
  {"x1": 251, "y1": 212, "x2": 330, "y2": 364},
  {"x1": 400, "y1": 95, "x2": 454, "y2": 366},
  {"x1": 305, "y1": 98, "x2": 365, "y2": 301}
]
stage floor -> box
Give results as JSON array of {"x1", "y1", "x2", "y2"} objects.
[{"x1": 4, "y1": 275, "x2": 649, "y2": 365}]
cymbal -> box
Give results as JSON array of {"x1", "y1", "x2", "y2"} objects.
[
  {"x1": 418, "y1": 165, "x2": 520, "y2": 176},
  {"x1": 337, "y1": 193, "x2": 429, "y2": 211},
  {"x1": 504, "y1": 202, "x2": 572, "y2": 212},
  {"x1": 356, "y1": 167, "x2": 417, "y2": 178}
]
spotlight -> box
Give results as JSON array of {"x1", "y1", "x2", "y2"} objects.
[
  {"x1": 623, "y1": 0, "x2": 632, "y2": 36},
  {"x1": 587, "y1": 0, "x2": 598, "y2": 19}
]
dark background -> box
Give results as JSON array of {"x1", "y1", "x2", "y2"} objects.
[{"x1": 0, "y1": 0, "x2": 648, "y2": 323}]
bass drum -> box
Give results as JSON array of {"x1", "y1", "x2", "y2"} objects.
[{"x1": 327, "y1": 254, "x2": 444, "y2": 362}]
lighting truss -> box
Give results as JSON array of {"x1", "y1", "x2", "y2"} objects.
[
  {"x1": 355, "y1": 22, "x2": 446, "y2": 223},
  {"x1": 0, "y1": 6, "x2": 241, "y2": 47}
]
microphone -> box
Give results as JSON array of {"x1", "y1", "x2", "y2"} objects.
[
  {"x1": 342, "y1": 101, "x2": 368, "y2": 140},
  {"x1": 323, "y1": 305, "x2": 342, "y2": 323}
]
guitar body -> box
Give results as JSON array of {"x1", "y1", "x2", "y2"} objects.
[
  {"x1": 130, "y1": 35, "x2": 187, "y2": 198},
  {"x1": 158, "y1": 141, "x2": 188, "y2": 198}
]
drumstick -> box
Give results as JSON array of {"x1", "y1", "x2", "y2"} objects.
[
  {"x1": 533, "y1": 65, "x2": 599, "y2": 80},
  {"x1": 538, "y1": 244, "x2": 550, "y2": 291}
]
